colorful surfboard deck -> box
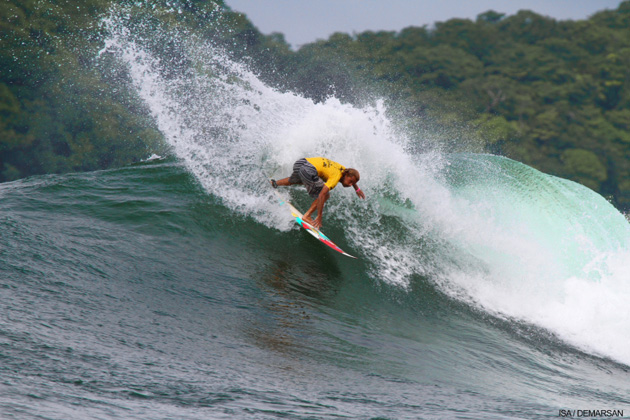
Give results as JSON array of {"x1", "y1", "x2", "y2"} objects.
[{"x1": 272, "y1": 188, "x2": 357, "y2": 259}]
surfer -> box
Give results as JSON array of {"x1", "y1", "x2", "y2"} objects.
[{"x1": 271, "y1": 157, "x2": 365, "y2": 229}]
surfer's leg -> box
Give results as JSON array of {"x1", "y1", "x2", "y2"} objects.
[
  {"x1": 273, "y1": 177, "x2": 293, "y2": 187},
  {"x1": 297, "y1": 160, "x2": 325, "y2": 199},
  {"x1": 303, "y1": 189, "x2": 329, "y2": 227},
  {"x1": 303, "y1": 199, "x2": 318, "y2": 223},
  {"x1": 274, "y1": 159, "x2": 308, "y2": 187}
]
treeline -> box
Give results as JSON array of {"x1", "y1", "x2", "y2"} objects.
[
  {"x1": 1, "y1": 1, "x2": 630, "y2": 209},
  {"x1": 1, "y1": 0, "x2": 157, "y2": 180},
  {"x1": 0, "y1": 0, "x2": 226, "y2": 183},
  {"x1": 0, "y1": 0, "x2": 289, "y2": 183}
]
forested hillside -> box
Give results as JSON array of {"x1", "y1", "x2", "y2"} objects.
[{"x1": 1, "y1": 0, "x2": 629, "y2": 207}]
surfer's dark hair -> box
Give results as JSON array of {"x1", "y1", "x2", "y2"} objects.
[{"x1": 343, "y1": 168, "x2": 360, "y2": 181}]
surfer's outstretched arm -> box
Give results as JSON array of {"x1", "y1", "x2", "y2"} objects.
[
  {"x1": 304, "y1": 185, "x2": 330, "y2": 229},
  {"x1": 353, "y1": 184, "x2": 365, "y2": 199}
]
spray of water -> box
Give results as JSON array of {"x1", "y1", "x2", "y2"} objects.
[{"x1": 101, "y1": 8, "x2": 630, "y2": 366}]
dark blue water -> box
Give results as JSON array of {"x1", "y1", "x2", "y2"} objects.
[{"x1": 1, "y1": 160, "x2": 629, "y2": 419}]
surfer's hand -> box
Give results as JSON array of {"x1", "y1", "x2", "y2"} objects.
[
  {"x1": 356, "y1": 189, "x2": 365, "y2": 199},
  {"x1": 313, "y1": 217, "x2": 322, "y2": 229}
]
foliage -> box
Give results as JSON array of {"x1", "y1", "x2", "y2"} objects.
[
  {"x1": 0, "y1": 0, "x2": 223, "y2": 182},
  {"x1": 1, "y1": 0, "x2": 630, "y2": 210}
]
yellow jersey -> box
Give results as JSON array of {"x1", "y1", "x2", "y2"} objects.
[{"x1": 305, "y1": 157, "x2": 346, "y2": 190}]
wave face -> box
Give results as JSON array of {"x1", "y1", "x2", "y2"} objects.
[
  {"x1": 2, "y1": 7, "x2": 629, "y2": 419},
  {"x1": 103, "y1": 8, "x2": 630, "y2": 367},
  {"x1": 441, "y1": 154, "x2": 630, "y2": 363},
  {"x1": 3, "y1": 163, "x2": 630, "y2": 419}
]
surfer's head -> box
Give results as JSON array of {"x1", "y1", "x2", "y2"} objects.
[{"x1": 341, "y1": 168, "x2": 360, "y2": 187}]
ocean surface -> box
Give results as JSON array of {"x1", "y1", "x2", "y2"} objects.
[
  {"x1": 2, "y1": 6, "x2": 630, "y2": 419},
  {"x1": 2, "y1": 155, "x2": 630, "y2": 420}
]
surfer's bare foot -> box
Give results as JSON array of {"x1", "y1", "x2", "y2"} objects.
[{"x1": 270, "y1": 179, "x2": 278, "y2": 189}]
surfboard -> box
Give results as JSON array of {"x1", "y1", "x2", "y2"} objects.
[{"x1": 271, "y1": 188, "x2": 357, "y2": 259}]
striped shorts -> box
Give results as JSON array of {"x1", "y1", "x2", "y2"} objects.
[{"x1": 288, "y1": 158, "x2": 324, "y2": 198}]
